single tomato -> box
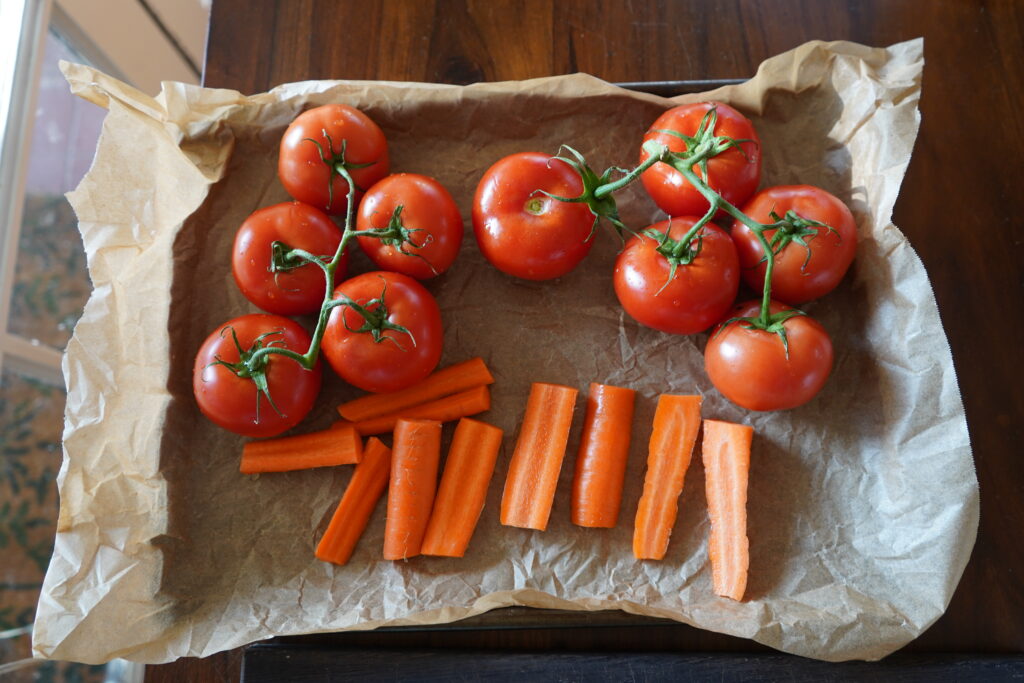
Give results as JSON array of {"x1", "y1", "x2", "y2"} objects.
[
  {"x1": 193, "y1": 314, "x2": 321, "y2": 437},
  {"x1": 232, "y1": 201, "x2": 346, "y2": 315},
  {"x1": 704, "y1": 300, "x2": 833, "y2": 412},
  {"x1": 613, "y1": 217, "x2": 739, "y2": 335},
  {"x1": 322, "y1": 271, "x2": 443, "y2": 393},
  {"x1": 640, "y1": 102, "x2": 761, "y2": 218},
  {"x1": 278, "y1": 103, "x2": 389, "y2": 216},
  {"x1": 732, "y1": 185, "x2": 857, "y2": 304},
  {"x1": 472, "y1": 152, "x2": 595, "y2": 280},
  {"x1": 356, "y1": 173, "x2": 463, "y2": 279}
]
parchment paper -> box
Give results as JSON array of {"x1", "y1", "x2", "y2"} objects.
[{"x1": 34, "y1": 38, "x2": 977, "y2": 663}]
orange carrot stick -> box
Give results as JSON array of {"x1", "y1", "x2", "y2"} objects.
[
  {"x1": 702, "y1": 419, "x2": 753, "y2": 601},
  {"x1": 421, "y1": 418, "x2": 504, "y2": 557},
  {"x1": 315, "y1": 437, "x2": 392, "y2": 565},
  {"x1": 571, "y1": 383, "x2": 636, "y2": 528},
  {"x1": 383, "y1": 419, "x2": 442, "y2": 560},
  {"x1": 345, "y1": 385, "x2": 491, "y2": 436},
  {"x1": 240, "y1": 423, "x2": 363, "y2": 474},
  {"x1": 632, "y1": 394, "x2": 702, "y2": 560},
  {"x1": 337, "y1": 357, "x2": 494, "y2": 422},
  {"x1": 500, "y1": 382, "x2": 578, "y2": 531}
]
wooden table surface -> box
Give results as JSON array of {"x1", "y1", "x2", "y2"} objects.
[{"x1": 148, "y1": 0, "x2": 1023, "y2": 679}]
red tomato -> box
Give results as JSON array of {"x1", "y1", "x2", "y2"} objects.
[
  {"x1": 232, "y1": 201, "x2": 346, "y2": 315},
  {"x1": 731, "y1": 185, "x2": 857, "y2": 304},
  {"x1": 322, "y1": 271, "x2": 443, "y2": 393},
  {"x1": 472, "y1": 152, "x2": 595, "y2": 280},
  {"x1": 193, "y1": 314, "x2": 321, "y2": 437},
  {"x1": 613, "y1": 218, "x2": 739, "y2": 335},
  {"x1": 278, "y1": 104, "x2": 389, "y2": 216},
  {"x1": 356, "y1": 173, "x2": 464, "y2": 279},
  {"x1": 704, "y1": 300, "x2": 833, "y2": 412},
  {"x1": 640, "y1": 102, "x2": 761, "y2": 217}
]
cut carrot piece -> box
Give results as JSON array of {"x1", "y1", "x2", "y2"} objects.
[
  {"x1": 421, "y1": 418, "x2": 504, "y2": 557},
  {"x1": 632, "y1": 394, "x2": 702, "y2": 560},
  {"x1": 337, "y1": 357, "x2": 494, "y2": 422},
  {"x1": 571, "y1": 383, "x2": 636, "y2": 528},
  {"x1": 702, "y1": 419, "x2": 753, "y2": 601},
  {"x1": 315, "y1": 437, "x2": 392, "y2": 566},
  {"x1": 383, "y1": 419, "x2": 442, "y2": 560},
  {"x1": 240, "y1": 423, "x2": 363, "y2": 474},
  {"x1": 347, "y1": 385, "x2": 491, "y2": 436},
  {"x1": 500, "y1": 382, "x2": 578, "y2": 531}
]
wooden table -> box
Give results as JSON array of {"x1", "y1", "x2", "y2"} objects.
[{"x1": 148, "y1": 0, "x2": 1024, "y2": 679}]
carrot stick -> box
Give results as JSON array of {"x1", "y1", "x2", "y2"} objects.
[
  {"x1": 571, "y1": 383, "x2": 636, "y2": 528},
  {"x1": 702, "y1": 419, "x2": 753, "y2": 601},
  {"x1": 632, "y1": 394, "x2": 702, "y2": 560},
  {"x1": 315, "y1": 437, "x2": 392, "y2": 565},
  {"x1": 338, "y1": 357, "x2": 495, "y2": 422},
  {"x1": 421, "y1": 418, "x2": 504, "y2": 557},
  {"x1": 345, "y1": 385, "x2": 491, "y2": 436},
  {"x1": 383, "y1": 419, "x2": 442, "y2": 560},
  {"x1": 240, "y1": 423, "x2": 363, "y2": 474},
  {"x1": 500, "y1": 382, "x2": 578, "y2": 531}
]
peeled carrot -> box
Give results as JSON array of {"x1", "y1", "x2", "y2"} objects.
[
  {"x1": 343, "y1": 385, "x2": 491, "y2": 436},
  {"x1": 240, "y1": 423, "x2": 363, "y2": 474},
  {"x1": 500, "y1": 382, "x2": 578, "y2": 531},
  {"x1": 702, "y1": 419, "x2": 753, "y2": 601},
  {"x1": 315, "y1": 437, "x2": 392, "y2": 566},
  {"x1": 383, "y1": 419, "x2": 442, "y2": 560},
  {"x1": 337, "y1": 357, "x2": 494, "y2": 422},
  {"x1": 421, "y1": 418, "x2": 504, "y2": 557},
  {"x1": 571, "y1": 383, "x2": 636, "y2": 528},
  {"x1": 632, "y1": 394, "x2": 702, "y2": 560}
]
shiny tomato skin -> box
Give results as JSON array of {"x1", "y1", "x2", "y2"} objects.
[
  {"x1": 732, "y1": 185, "x2": 857, "y2": 305},
  {"x1": 278, "y1": 104, "x2": 389, "y2": 215},
  {"x1": 613, "y1": 218, "x2": 739, "y2": 335},
  {"x1": 356, "y1": 173, "x2": 464, "y2": 279},
  {"x1": 472, "y1": 152, "x2": 595, "y2": 280},
  {"x1": 640, "y1": 102, "x2": 761, "y2": 217},
  {"x1": 232, "y1": 201, "x2": 345, "y2": 315},
  {"x1": 322, "y1": 271, "x2": 443, "y2": 393},
  {"x1": 193, "y1": 314, "x2": 321, "y2": 437},
  {"x1": 705, "y1": 300, "x2": 833, "y2": 412}
]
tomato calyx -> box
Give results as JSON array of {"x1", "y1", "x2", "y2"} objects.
[
  {"x1": 714, "y1": 307, "x2": 806, "y2": 359},
  {"x1": 642, "y1": 220, "x2": 712, "y2": 294},
  {"x1": 353, "y1": 205, "x2": 439, "y2": 275},
  {"x1": 758, "y1": 209, "x2": 837, "y2": 272},
  {"x1": 303, "y1": 130, "x2": 377, "y2": 212},
  {"x1": 206, "y1": 325, "x2": 288, "y2": 419},
  {"x1": 327, "y1": 280, "x2": 417, "y2": 351},
  {"x1": 269, "y1": 240, "x2": 329, "y2": 275},
  {"x1": 539, "y1": 145, "x2": 631, "y2": 238},
  {"x1": 651, "y1": 106, "x2": 756, "y2": 184}
]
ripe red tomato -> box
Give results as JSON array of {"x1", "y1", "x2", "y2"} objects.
[
  {"x1": 356, "y1": 173, "x2": 463, "y2": 279},
  {"x1": 232, "y1": 201, "x2": 346, "y2": 315},
  {"x1": 278, "y1": 104, "x2": 389, "y2": 216},
  {"x1": 704, "y1": 300, "x2": 833, "y2": 412},
  {"x1": 193, "y1": 314, "x2": 321, "y2": 437},
  {"x1": 640, "y1": 102, "x2": 761, "y2": 217},
  {"x1": 322, "y1": 271, "x2": 443, "y2": 393},
  {"x1": 613, "y1": 217, "x2": 739, "y2": 335},
  {"x1": 472, "y1": 152, "x2": 595, "y2": 280},
  {"x1": 731, "y1": 185, "x2": 857, "y2": 305}
]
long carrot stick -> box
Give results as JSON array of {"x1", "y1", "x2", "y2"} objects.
[
  {"x1": 500, "y1": 382, "x2": 578, "y2": 531},
  {"x1": 240, "y1": 423, "x2": 363, "y2": 474},
  {"x1": 421, "y1": 418, "x2": 504, "y2": 557},
  {"x1": 383, "y1": 419, "x2": 442, "y2": 560},
  {"x1": 315, "y1": 437, "x2": 392, "y2": 565},
  {"x1": 632, "y1": 394, "x2": 702, "y2": 560},
  {"x1": 571, "y1": 383, "x2": 636, "y2": 528},
  {"x1": 702, "y1": 419, "x2": 753, "y2": 601},
  {"x1": 343, "y1": 385, "x2": 491, "y2": 436},
  {"x1": 337, "y1": 357, "x2": 494, "y2": 422}
]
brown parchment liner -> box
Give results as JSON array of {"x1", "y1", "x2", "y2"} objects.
[{"x1": 33, "y1": 38, "x2": 977, "y2": 663}]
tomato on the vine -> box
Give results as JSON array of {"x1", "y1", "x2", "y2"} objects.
[
  {"x1": 278, "y1": 103, "x2": 389, "y2": 216},
  {"x1": 356, "y1": 173, "x2": 463, "y2": 279},
  {"x1": 322, "y1": 271, "x2": 443, "y2": 393},
  {"x1": 613, "y1": 217, "x2": 739, "y2": 335},
  {"x1": 732, "y1": 185, "x2": 857, "y2": 305},
  {"x1": 193, "y1": 314, "x2": 321, "y2": 438},
  {"x1": 472, "y1": 152, "x2": 595, "y2": 280},
  {"x1": 704, "y1": 300, "x2": 833, "y2": 412},
  {"x1": 232, "y1": 201, "x2": 345, "y2": 316}
]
